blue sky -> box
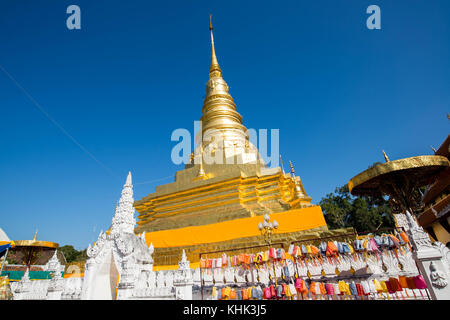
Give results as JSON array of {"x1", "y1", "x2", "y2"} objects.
[{"x1": 0, "y1": 1, "x2": 448, "y2": 249}]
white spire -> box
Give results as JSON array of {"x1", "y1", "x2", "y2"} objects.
[
  {"x1": 125, "y1": 171, "x2": 132, "y2": 186},
  {"x1": 48, "y1": 250, "x2": 59, "y2": 265},
  {"x1": 148, "y1": 242, "x2": 154, "y2": 255},
  {"x1": 181, "y1": 249, "x2": 187, "y2": 263},
  {"x1": 111, "y1": 171, "x2": 136, "y2": 234},
  {"x1": 22, "y1": 268, "x2": 30, "y2": 281},
  {"x1": 178, "y1": 249, "x2": 190, "y2": 270}
]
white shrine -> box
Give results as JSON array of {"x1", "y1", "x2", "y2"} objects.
[
  {"x1": 82, "y1": 172, "x2": 154, "y2": 299},
  {"x1": 81, "y1": 171, "x2": 193, "y2": 300}
]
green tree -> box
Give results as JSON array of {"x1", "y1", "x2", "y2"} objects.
[
  {"x1": 319, "y1": 184, "x2": 394, "y2": 233},
  {"x1": 75, "y1": 249, "x2": 88, "y2": 262},
  {"x1": 59, "y1": 245, "x2": 84, "y2": 263},
  {"x1": 319, "y1": 186, "x2": 352, "y2": 229}
]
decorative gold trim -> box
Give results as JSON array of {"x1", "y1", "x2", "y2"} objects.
[{"x1": 13, "y1": 240, "x2": 59, "y2": 248}]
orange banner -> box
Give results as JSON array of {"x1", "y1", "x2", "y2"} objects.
[{"x1": 144, "y1": 205, "x2": 326, "y2": 248}]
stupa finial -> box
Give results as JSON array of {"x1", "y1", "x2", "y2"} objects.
[
  {"x1": 209, "y1": 14, "x2": 221, "y2": 76},
  {"x1": 125, "y1": 171, "x2": 132, "y2": 186},
  {"x1": 289, "y1": 160, "x2": 295, "y2": 175},
  {"x1": 382, "y1": 150, "x2": 390, "y2": 162},
  {"x1": 33, "y1": 229, "x2": 38, "y2": 241}
]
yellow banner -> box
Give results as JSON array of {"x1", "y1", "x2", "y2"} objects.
[{"x1": 144, "y1": 205, "x2": 326, "y2": 248}]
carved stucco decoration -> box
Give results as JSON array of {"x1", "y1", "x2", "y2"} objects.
[
  {"x1": 381, "y1": 250, "x2": 401, "y2": 277},
  {"x1": 397, "y1": 250, "x2": 419, "y2": 277},
  {"x1": 394, "y1": 213, "x2": 410, "y2": 232},
  {"x1": 429, "y1": 261, "x2": 448, "y2": 288},
  {"x1": 83, "y1": 172, "x2": 156, "y2": 299},
  {"x1": 432, "y1": 242, "x2": 450, "y2": 276},
  {"x1": 366, "y1": 253, "x2": 384, "y2": 276},
  {"x1": 405, "y1": 211, "x2": 437, "y2": 254}
]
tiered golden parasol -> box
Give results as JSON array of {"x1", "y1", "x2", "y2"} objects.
[{"x1": 348, "y1": 152, "x2": 450, "y2": 214}]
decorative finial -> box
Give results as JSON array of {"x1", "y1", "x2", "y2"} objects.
[
  {"x1": 431, "y1": 145, "x2": 437, "y2": 153},
  {"x1": 289, "y1": 161, "x2": 295, "y2": 175},
  {"x1": 148, "y1": 242, "x2": 154, "y2": 255},
  {"x1": 209, "y1": 14, "x2": 221, "y2": 75},
  {"x1": 198, "y1": 164, "x2": 206, "y2": 177},
  {"x1": 125, "y1": 171, "x2": 132, "y2": 186},
  {"x1": 197, "y1": 145, "x2": 206, "y2": 178},
  {"x1": 33, "y1": 229, "x2": 38, "y2": 241},
  {"x1": 382, "y1": 150, "x2": 390, "y2": 162},
  {"x1": 280, "y1": 155, "x2": 285, "y2": 173}
]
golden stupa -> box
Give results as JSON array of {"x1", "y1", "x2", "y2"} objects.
[{"x1": 134, "y1": 19, "x2": 351, "y2": 269}]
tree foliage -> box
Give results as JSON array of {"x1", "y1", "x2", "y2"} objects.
[
  {"x1": 319, "y1": 184, "x2": 395, "y2": 233},
  {"x1": 59, "y1": 245, "x2": 87, "y2": 263}
]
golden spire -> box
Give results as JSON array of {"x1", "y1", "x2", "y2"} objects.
[
  {"x1": 382, "y1": 150, "x2": 390, "y2": 162},
  {"x1": 209, "y1": 14, "x2": 221, "y2": 76},
  {"x1": 33, "y1": 229, "x2": 38, "y2": 241},
  {"x1": 201, "y1": 16, "x2": 247, "y2": 141}
]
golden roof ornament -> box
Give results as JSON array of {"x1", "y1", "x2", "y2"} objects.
[
  {"x1": 197, "y1": 145, "x2": 207, "y2": 179},
  {"x1": 197, "y1": 162, "x2": 206, "y2": 178},
  {"x1": 382, "y1": 150, "x2": 390, "y2": 162},
  {"x1": 288, "y1": 160, "x2": 306, "y2": 199},
  {"x1": 280, "y1": 155, "x2": 285, "y2": 174},
  {"x1": 289, "y1": 160, "x2": 295, "y2": 176}
]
